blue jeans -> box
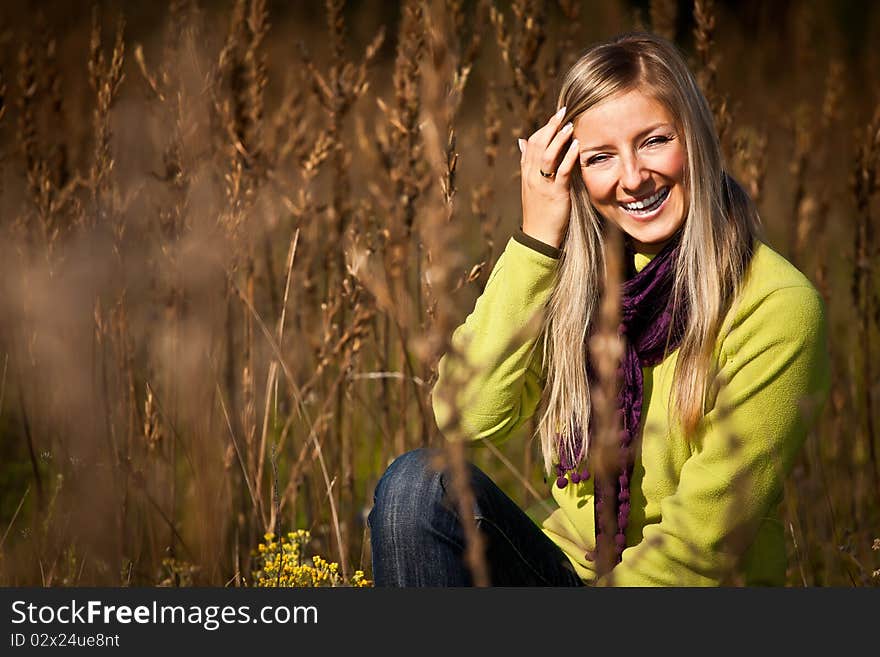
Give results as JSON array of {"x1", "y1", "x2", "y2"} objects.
[{"x1": 367, "y1": 448, "x2": 585, "y2": 587}]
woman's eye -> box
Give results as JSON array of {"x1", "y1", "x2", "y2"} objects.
[
  {"x1": 586, "y1": 155, "x2": 608, "y2": 165},
  {"x1": 645, "y1": 136, "x2": 670, "y2": 147}
]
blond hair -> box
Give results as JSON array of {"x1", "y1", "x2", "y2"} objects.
[{"x1": 536, "y1": 32, "x2": 765, "y2": 475}]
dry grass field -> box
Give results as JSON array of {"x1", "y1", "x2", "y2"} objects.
[{"x1": 0, "y1": 0, "x2": 877, "y2": 586}]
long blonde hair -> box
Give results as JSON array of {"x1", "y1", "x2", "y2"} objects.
[{"x1": 536, "y1": 32, "x2": 765, "y2": 476}]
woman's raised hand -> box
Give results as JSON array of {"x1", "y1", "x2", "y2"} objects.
[{"x1": 518, "y1": 106, "x2": 580, "y2": 249}]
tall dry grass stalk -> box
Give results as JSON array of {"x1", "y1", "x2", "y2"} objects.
[
  {"x1": 813, "y1": 59, "x2": 844, "y2": 299},
  {"x1": 851, "y1": 102, "x2": 880, "y2": 502},
  {"x1": 649, "y1": 0, "x2": 678, "y2": 41},
  {"x1": 489, "y1": 0, "x2": 562, "y2": 490},
  {"x1": 359, "y1": 0, "x2": 429, "y2": 492},
  {"x1": 789, "y1": 102, "x2": 813, "y2": 265},
  {"x1": 422, "y1": 0, "x2": 489, "y2": 586},
  {"x1": 350, "y1": 0, "x2": 491, "y2": 583},
  {"x1": 490, "y1": 0, "x2": 549, "y2": 138},
  {"x1": 213, "y1": 0, "x2": 269, "y2": 568},
  {"x1": 731, "y1": 126, "x2": 767, "y2": 210},
  {"x1": 17, "y1": 39, "x2": 68, "y2": 265},
  {"x1": 0, "y1": 67, "x2": 5, "y2": 214},
  {"x1": 325, "y1": 0, "x2": 383, "y2": 568},
  {"x1": 692, "y1": 0, "x2": 732, "y2": 152},
  {"x1": 88, "y1": 8, "x2": 125, "y2": 227},
  {"x1": 588, "y1": 226, "x2": 625, "y2": 580}
]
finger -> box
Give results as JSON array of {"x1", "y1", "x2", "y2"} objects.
[
  {"x1": 554, "y1": 138, "x2": 580, "y2": 187},
  {"x1": 540, "y1": 122, "x2": 574, "y2": 177},
  {"x1": 527, "y1": 105, "x2": 567, "y2": 149}
]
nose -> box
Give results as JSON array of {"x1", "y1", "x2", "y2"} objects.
[{"x1": 619, "y1": 152, "x2": 651, "y2": 194}]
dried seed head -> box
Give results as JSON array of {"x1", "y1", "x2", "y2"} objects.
[{"x1": 649, "y1": 0, "x2": 678, "y2": 41}]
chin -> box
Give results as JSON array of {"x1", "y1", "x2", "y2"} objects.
[
  {"x1": 618, "y1": 206, "x2": 686, "y2": 252},
  {"x1": 625, "y1": 224, "x2": 680, "y2": 248}
]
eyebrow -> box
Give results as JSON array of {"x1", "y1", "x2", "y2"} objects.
[{"x1": 580, "y1": 122, "x2": 673, "y2": 153}]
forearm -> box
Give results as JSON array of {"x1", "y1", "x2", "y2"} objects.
[{"x1": 431, "y1": 233, "x2": 559, "y2": 444}]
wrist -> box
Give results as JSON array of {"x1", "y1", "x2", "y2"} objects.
[
  {"x1": 515, "y1": 228, "x2": 562, "y2": 259},
  {"x1": 521, "y1": 225, "x2": 563, "y2": 250}
]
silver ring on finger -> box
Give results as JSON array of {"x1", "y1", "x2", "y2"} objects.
[{"x1": 539, "y1": 168, "x2": 555, "y2": 179}]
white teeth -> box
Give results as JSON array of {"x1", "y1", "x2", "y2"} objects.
[{"x1": 622, "y1": 187, "x2": 668, "y2": 210}]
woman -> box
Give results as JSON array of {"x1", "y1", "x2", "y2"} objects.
[{"x1": 368, "y1": 32, "x2": 830, "y2": 586}]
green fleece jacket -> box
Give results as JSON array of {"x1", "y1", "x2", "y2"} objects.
[{"x1": 431, "y1": 229, "x2": 830, "y2": 586}]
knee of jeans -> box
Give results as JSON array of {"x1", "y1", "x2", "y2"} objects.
[{"x1": 368, "y1": 448, "x2": 444, "y2": 531}]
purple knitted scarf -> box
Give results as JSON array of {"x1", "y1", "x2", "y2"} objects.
[{"x1": 554, "y1": 228, "x2": 688, "y2": 567}]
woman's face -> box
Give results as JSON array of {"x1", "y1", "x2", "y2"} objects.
[{"x1": 572, "y1": 89, "x2": 688, "y2": 254}]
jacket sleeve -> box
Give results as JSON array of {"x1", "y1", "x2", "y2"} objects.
[
  {"x1": 596, "y1": 284, "x2": 831, "y2": 586},
  {"x1": 431, "y1": 232, "x2": 560, "y2": 445}
]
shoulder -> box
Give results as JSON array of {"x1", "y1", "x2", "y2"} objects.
[
  {"x1": 744, "y1": 240, "x2": 818, "y2": 297},
  {"x1": 732, "y1": 239, "x2": 824, "y2": 322},
  {"x1": 718, "y1": 240, "x2": 827, "y2": 358},
  {"x1": 705, "y1": 240, "x2": 831, "y2": 422}
]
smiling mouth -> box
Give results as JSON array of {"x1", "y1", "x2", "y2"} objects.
[{"x1": 619, "y1": 186, "x2": 670, "y2": 214}]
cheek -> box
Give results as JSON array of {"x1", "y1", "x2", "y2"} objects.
[
  {"x1": 666, "y1": 147, "x2": 687, "y2": 182},
  {"x1": 581, "y1": 170, "x2": 615, "y2": 202}
]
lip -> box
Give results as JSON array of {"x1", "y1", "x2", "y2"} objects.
[{"x1": 619, "y1": 186, "x2": 671, "y2": 222}]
